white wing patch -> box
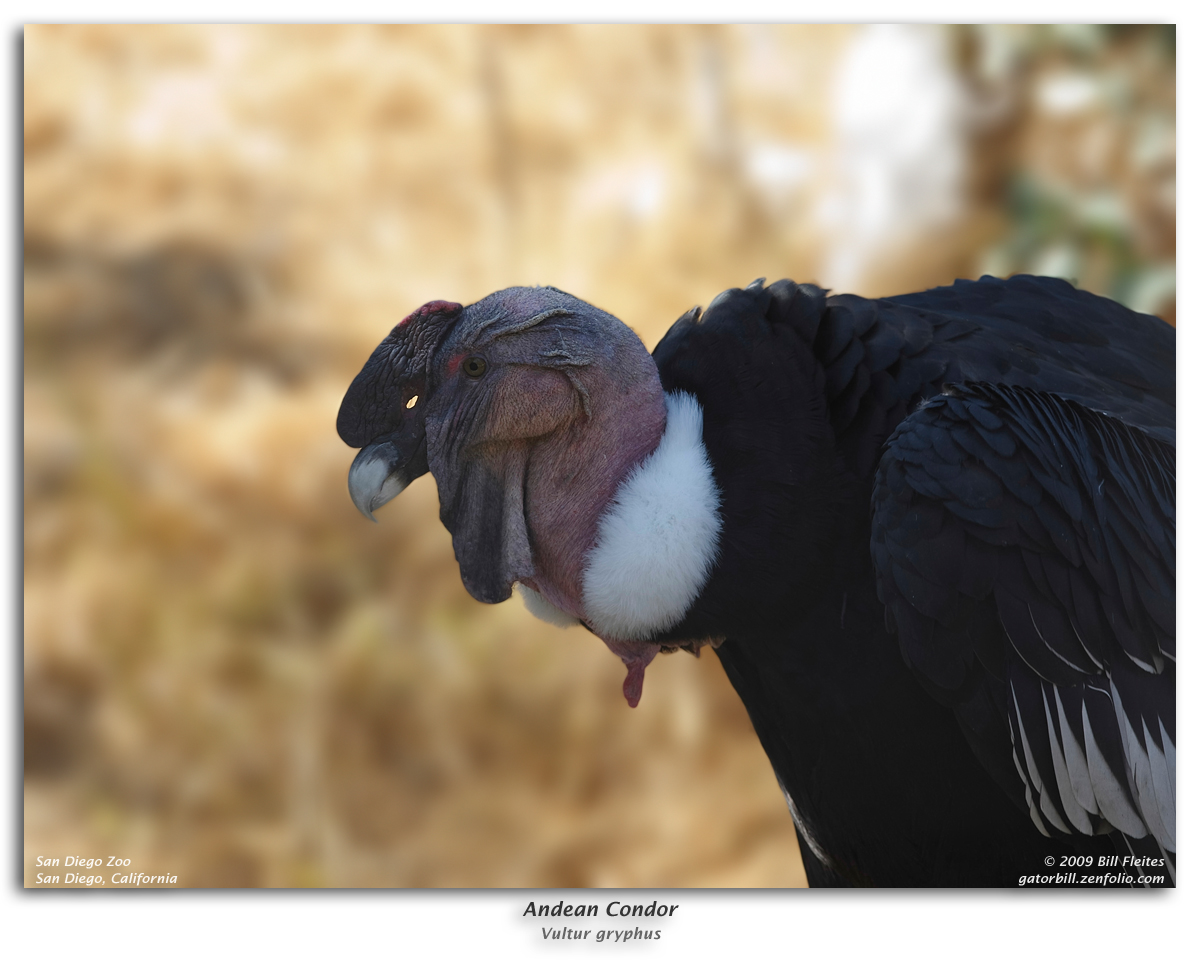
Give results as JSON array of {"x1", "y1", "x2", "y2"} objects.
[
  {"x1": 1110, "y1": 682, "x2": 1174, "y2": 851},
  {"x1": 1041, "y1": 687, "x2": 1093, "y2": 834},
  {"x1": 777, "y1": 778, "x2": 833, "y2": 868},
  {"x1": 1013, "y1": 690, "x2": 1070, "y2": 833},
  {"x1": 1054, "y1": 688, "x2": 1099, "y2": 816},
  {"x1": 1080, "y1": 697, "x2": 1147, "y2": 838},
  {"x1": 581, "y1": 392, "x2": 722, "y2": 641},
  {"x1": 1012, "y1": 677, "x2": 1177, "y2": 851}
]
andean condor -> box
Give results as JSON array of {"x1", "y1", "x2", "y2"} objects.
[{"x1": 336, "y1": 275, "x2": 1175, "y2": 887}]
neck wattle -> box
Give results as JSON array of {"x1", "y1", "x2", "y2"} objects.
[
  {"x1": 581, "y1": 391, "x2": 723, "y2": 706},
  {"x1": 519, "y1": 359, "x2": 667, "y2": 623},
  {"x1": 519, "y1": 382, "x2": 723, "y2": 708}
]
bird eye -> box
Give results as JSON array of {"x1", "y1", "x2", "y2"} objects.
[{"x1": 463, "y1": 356, "x2": 488, "y2": 379}]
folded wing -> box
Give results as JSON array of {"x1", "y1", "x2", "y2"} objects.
[{"x1": 871, "y1": 382, "x2": 1174, "y2": 863}]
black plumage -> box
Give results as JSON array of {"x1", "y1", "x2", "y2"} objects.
[
  {"x1": 338, "y1": 273, "x2": 1174, "y2": 887},
  {"x1": 650, "y1": 275, "x2": 1173, "y2": 886}
]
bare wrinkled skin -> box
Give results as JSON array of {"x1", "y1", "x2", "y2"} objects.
[{"x1": 339, "y1": 287, "x2": 668, "y2": 684}]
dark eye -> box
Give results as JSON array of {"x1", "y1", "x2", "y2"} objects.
[{"x1": 463, "y1": 356, "x2": 488, "y2": 379}]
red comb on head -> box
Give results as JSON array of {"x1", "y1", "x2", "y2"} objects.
[{"x1": 398, "y1": 300, "x2": 463, "y2": 327}]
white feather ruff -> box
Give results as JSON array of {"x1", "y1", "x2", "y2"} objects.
[
  {"x1": 581, "y1": 391, "x2": 722, "y2": 641},
  {"x1": 514, "y1": 582, "x2": 580, "y2": 628}
]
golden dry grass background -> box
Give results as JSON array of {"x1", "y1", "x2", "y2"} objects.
[{"x1": 23, "y1": 24, "x2": 1174, "y2": 888}]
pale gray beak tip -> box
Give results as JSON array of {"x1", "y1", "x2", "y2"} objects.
[
  {"x1": 358, "y1": 504, "x2": 379, "y2": 523},
  {"x1": 348, "y1": 440, "x2": 407, "y2": 522}
]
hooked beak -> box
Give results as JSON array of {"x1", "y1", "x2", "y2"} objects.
[{"x1": 347, "y1": 435, "x2": 429, "y2": 521}]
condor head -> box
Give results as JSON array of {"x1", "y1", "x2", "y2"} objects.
[{"x1": 337, "y1": 287, "x2": 710, "y2": 704}]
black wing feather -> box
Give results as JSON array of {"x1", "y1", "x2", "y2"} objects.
[{"x1": 871, "y1": 382, "x2": 1174, "y2": 852}]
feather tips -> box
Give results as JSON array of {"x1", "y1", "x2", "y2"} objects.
[{"x1": 872, "y1": 381, "x2": 1173, "y2": 851}]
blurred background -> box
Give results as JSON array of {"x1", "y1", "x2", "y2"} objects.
[{"x1": 23, "y1": 24, "x2": 1175, "y2": 888}]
